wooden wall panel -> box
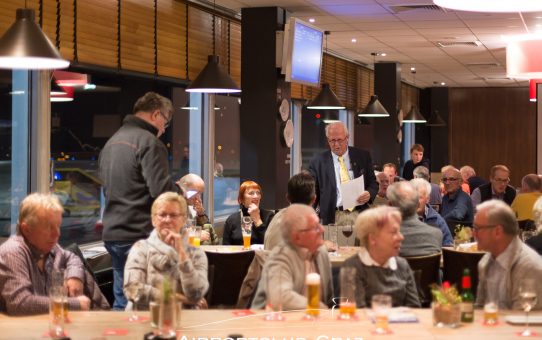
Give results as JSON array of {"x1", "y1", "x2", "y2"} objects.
[
  {"x1": 78, "y1": 0, "x2": 117, "y2": 68},
  {"x1": 58, "y1": 0, "x2": 74, "y2": 61},
  {"x1": 157, "y1": 0, "x2": 186, "y2": 78},
  {"x1": 230, "y1": 21, "x2": 241, "y2": 86},
  {"x1": 121, "y1": 0, "x2": 154, "y2": 74},
  {"x1": 449, "y1": 87, "x2": 535, "y2": 187},
  {"x1": 188, "y1": 7, "x2": 212, "y2": 81}
]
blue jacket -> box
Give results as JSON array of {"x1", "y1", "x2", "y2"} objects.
[{"x1": 423, "y1": 204, "x2": 454, "y2": 246}]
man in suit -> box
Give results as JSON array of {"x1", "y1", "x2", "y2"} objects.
[{"x1": 308, "y1": 122, "x2": 378, "y2": 225}]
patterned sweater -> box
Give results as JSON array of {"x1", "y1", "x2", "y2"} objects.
[{"x1": 123, "y1": 229, "x2": 209, "y2": 309}]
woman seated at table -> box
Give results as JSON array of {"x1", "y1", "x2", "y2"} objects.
[
  {"x1": 124, "y1": 192, "x2": 209, "y2": 309},
  {"x1": 343, "y1": 206, "x2": 421, "y2": 307},
  {"x1": 222, "y1": 180, "x2": 275, "y2": 245}
]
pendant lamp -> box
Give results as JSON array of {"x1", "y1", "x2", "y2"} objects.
[
  {"x1": 402, "y1": 68, "x2": 426, "y2": 123},
  {"x1": 186, "y1": 2, "x2": 240, "y2": 93},
  {"x1": 357, "y1": 53, "x2": 389, "y2": 117},
  {"x1": 51, "y1": 78, "x2": 66, "y2": 96},
  {"x1": 307, "y1": 31, "x2": 345, "y2": 110},
  {"x1": 425, "y1": 110, "x2": 446, "y2": 127},
  {"x1": 0, "y1": 9, "x2": 69, "y2": 69}
]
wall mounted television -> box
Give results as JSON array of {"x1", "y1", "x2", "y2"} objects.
[{"x1": 281, "y1": 17, "x2": 324, "y2": 87}]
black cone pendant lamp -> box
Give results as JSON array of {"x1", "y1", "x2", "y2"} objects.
[
  {"x1": 186, "y1": 1, "x2": 240, "y2": 93},
  {"x1": 307, "y1": 31, "x2": 345, "y2": 110},
  {"x1": 358, "y1": 95, "x2": 390, "y2": 117},
  {"x1": 0, "y1": 9, "x2": 69, "y2": 69},
  {"x1": 426, "y1": 110, "x2": 446, "y2": 127}
]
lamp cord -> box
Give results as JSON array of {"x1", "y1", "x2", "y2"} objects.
[
  {"x1": 323, "y1": 31, "x2": 329, "y2": 84},
  {"x1": 212, "y1": 0, "x2": 216, "y2": 55}
]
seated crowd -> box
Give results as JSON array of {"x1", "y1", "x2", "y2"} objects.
[{"x1": 2, "y1": 155, "x2": 542, "y2": 317}]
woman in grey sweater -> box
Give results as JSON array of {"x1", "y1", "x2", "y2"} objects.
[{"x1": 343, "y1": 206, "x2": 420, "y2": 307}]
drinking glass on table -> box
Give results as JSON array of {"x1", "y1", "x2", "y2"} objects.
[
  {"x1": 341, "y1": 225, "x2": 354, "y2": 247},
  {"x1": 327, "y1": 224, "x2": 339, "y2": 256},
  {"x1": 519, "y1": 278, "x2": 538, "y2": 337},
  {"x1": 49, "y1": 285, "x2": 67, "y2": 339},
  {"x1": 126, "y1": 282, "x2": 143, "y2": 322},
  {"x1": 305, "y1": 272, "x2": 321, "y2": 319},
  {"x1": 242, "y1": 216, "x2": 253, "y2": 250},
  {"x1": 338, "y1": 267, "x2": 356, "y2": 320},
  {"x1": 483, "y1": 302, "x2": 499, "y2": 326},
  {"x1": 193, "y1": 226, "x2": 202, "y2": 247},
  {"x1": 372, "y1": 294, "x2": 392, "y2": 334}
]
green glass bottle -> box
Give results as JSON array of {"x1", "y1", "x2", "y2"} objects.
[{"x1": 460, "y1": 268, "x2": 474, "y2": 323}]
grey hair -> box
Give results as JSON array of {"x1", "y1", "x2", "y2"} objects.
[
  {"x1": 476, "y1": 199, "x2": 518, "y2": 236},
  {"x1": 387, "y1": 181, "x2": 419, "y2": 218},
  {"x1": 324, "y1": 121, "x2": 348, "y2": 138},
  {"x1": 410, "y1": 178, "x2": 432, "y2": 199},
  {"x1": 133, "y1": 91, "x2": 174, "y2": 117},
  {"x1": 280, "y1": 204, "x2": 317, "y2": 243},
  {"x1": 17, "y1": 193, "x2": 64, "y2": 234},
  {"x1": 460, "y1": 165, "x2": 476, "y2": 178},
  {"x1": 413, "y1": 165, "x2": 430, "y2": 181},
  {"x1": 355, "y1": 206, "x2": 402, "y2": 247}
]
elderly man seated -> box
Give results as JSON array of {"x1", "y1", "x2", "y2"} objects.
[
  {"x1": 475, "y1": 200, "x2": 542, "y2": 310},
  {"x1": 251, "y1": 204, "x2": 333, "y2": 310},
  {"x1": 0, "y1": 193, "x2": 109, "y2": 315}
]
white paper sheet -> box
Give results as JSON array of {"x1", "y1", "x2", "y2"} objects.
[{"x1": 340, "y1": 175, "x2": 365, "y2": 210}]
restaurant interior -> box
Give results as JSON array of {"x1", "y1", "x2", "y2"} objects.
[{"x1": 0, "y1": 0, "x2": 541, "y2": 338}]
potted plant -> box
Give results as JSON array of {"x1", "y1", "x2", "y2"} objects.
[{"x1": 431, "y1": 282, "x2": 462, "y2": 328}]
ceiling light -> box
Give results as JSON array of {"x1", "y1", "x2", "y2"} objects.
[
  {"x1": 507, "y1": 38, "x2": 542, "y2": 78},
  {"x1": 0, "y1": 9, "x2": 69, "y2": 69},
  {"x1": 403, "y1": 106, "x2": 426, "y2": 123},
  {"x1": 50, "y1": 80, "x2": 66, "y2": 96},
  {"x1": 186, "y1": 3, "x2": 240, "y2": 93},
  {"x1": 426, "y1": 110, "x2": 446, "y2": 127},
  {"x1": 358, "y1": 95, "x2": 390, "y2": 117},
  {"x1": 351, "y1": 38, "x2": 357, "y2": 43},
  {"x1": 307, "y1": 31, "x2": 345, "y2": 110},
  {"x1": 440, "y1": 82, "x2": 446, "y2": 86},
  {"x1": 434, "y1": 0, "x2": 542, "y2": 12},
  {"x1": 51, "y1": 86, "x2": 74, "y2": 102},
  {"x1": 83, "y1": 83, "x2": 96, "y2": 90},
  {"x1": 309, "y1": 18, "x2": 315, "y2": 23}
]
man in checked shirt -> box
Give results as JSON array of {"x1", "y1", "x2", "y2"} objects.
[{"x1": 0, "y1": 193, "x2": 108, "y2": 315}]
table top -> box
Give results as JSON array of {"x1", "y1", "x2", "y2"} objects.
[{"x1": 1, "y1": 309, "x2": 539, "y2": 339}]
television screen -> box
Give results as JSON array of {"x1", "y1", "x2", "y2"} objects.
[{"x1": 282, "y1": 18, "x2": 324, "y2": 87}]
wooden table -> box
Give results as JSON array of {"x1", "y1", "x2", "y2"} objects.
[{"x1": 1, "y1": 309, "x2": 539, "y2": 339}]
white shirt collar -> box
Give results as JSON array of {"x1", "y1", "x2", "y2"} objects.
[{"x1": 358, "y1": 247, "x2": 398, "y2": 270}]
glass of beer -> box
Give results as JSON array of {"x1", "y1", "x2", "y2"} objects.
[
  {"x1": 49, "y1": 286, "x2": 66, "y2": 339},
  {"x1": 483, "y1": 302, "x2": 499, "y2": 326},
  {"x1": 242, "y1": 225, "x2": 252, "y2": 250},
  {"x1": 193, "y1": 226, "x2": 202, "y2": 247},
  {"x1": 339, "y1": 267, "x2": 356, "y2": 320},
  {"x1": 305, "y1": 272, "x2": 321, "y2": 319},
  {"x1": 372, "y1": 294, "x2": 392, "y2": 334}
]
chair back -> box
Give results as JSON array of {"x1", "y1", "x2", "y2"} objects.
[
  {"x1": 442, "y1": 248, "x2": 485, "y2": 298},
  {"x1": 205, "y1": 250, "x2": 255, "y2": 308},
  {"x1": 404, "y1": 252, "x2": 441, "y2": 307},
  {"x1": 236, "y1": 250, "x2": 270, "y2": 308}
]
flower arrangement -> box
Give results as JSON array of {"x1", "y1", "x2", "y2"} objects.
[
  {"x1": 454, "y1": 224, "x2": 473, "y2": 245},
  {"x1": 431, "y1": 282, "x2": 462, "y2": 327}
]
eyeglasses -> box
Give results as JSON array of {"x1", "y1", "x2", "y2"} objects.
[
  {"x1": 159, "y1": 111, "x2": 171, "y2": 128},
  {"x1": 472, "y1": 224, "x2": 498, "y2": 232},
  {"x1": 492, "y1": 177, "x2": 510, "y2": 184},
  {"x1": 327, "y1": 137, "x2": 347, "y2": 145},
  {"x1": 441, "y1": 177, "x2": 459, "y2": 182},
  {"x1": 155, "y1": 213, "x2": 184, "y2": 221},
  {"x1": 297, "y1": 224, "x2": 322, "y2": 233}
]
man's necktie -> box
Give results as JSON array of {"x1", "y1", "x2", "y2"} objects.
[{"x1": 338, "y1": 156, "x2": 350, "y2": 183}]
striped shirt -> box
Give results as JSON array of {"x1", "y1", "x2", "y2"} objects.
[{"x1": 0, "y1": 235, "x2": 85, "y2": 315}]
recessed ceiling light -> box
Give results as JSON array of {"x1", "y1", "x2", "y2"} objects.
[
  {"x1": 351, "y1": 38, "x2": 357, "y2": 43},
  {"x1": 309, "y1": 18, "x2": 315, "y2": 23},
  {"x1": 440, "y1": 82, "x2": 446, "y2": 86},
  {"x1": 381, "y1": 53, "x2": 387, "y2": 57},
  {"x1": 410, "y1": 67, "x2": 416, "y2": 71}
]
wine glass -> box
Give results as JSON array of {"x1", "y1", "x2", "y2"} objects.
[
  {"x1": 519, "y1": 278, "x2": 538, "y2": 337},
  {"x1": 126, "y1": 282, "x2": 142, "y2": 322},
  {"x1": 341, "y1": 225, "x2": 354, "y2": 247}
]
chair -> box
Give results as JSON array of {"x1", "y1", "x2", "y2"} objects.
[
  {"x1": 442, "y1": 248, "x2": 485, "y2": 298},
  {"x1": 404, "y1": 253, "x2": 442, "y2": 307},
  {"x1": 205, "y1": 250, "x2": 255, "y2": 308},
  {"x1": 236, "y1": 250, "x2": 269, "y2": 308}
]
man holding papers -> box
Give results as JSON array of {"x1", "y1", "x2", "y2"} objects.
[{"x1": 308, "y1": 122, "x2": 378, "y2": 225}]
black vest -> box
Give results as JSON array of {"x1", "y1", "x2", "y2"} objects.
[{"x1": 478, "y1": 183, "x2": 516, "y2": 205}]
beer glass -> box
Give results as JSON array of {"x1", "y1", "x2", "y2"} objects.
[
  {"x1": 339, "y1": 267, "x2": 356, "y2": 320},
  {"x1": 305, "y1": 273, "x2": 321, "y2": 319},
  {"x1": 241, "y1": 219, "x2": 252, "y2": 250},
  {"x1": 50, "y1": 269, "x2": 69, "y2": 322},
  {"x1": 193, "y1": 226, "x2": 202, "y2": 247},
  {"x1": 372, "y1": 294, "x2": 392, "y2": 334},
  {"x1": 49, "y1": 286, "x2": 66, "y2": 339},
  {"x1": 483, "y1": 302, "x2": 498, "y2": 326}
]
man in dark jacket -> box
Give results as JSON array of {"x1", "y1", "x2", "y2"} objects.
[
  {"x1": 471, "y1": 165, "x2": 516, "y2": 207},
  {"x1": 98, "y1": 92, "x2": 178, "y2": 310}
]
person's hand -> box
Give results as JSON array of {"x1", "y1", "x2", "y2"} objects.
[
  {"x1": 194, "y1": 298, "x2": 208, "y2": 309},
  {"x1": 200, "y1": 230, "x2": 210, "y2": 242},
  {"x1": 65, "y1": 278, "x2": 84, "y2": 297},
  {"x1": 356, "y1": 191, "x2": 371, "y2": 205},
  {"x1": 77, "y1": 295, "x2": 91, "y2": 310},
  {"x1": 161, "y1": 229, "x2": 187, "y2": 261},
  {"x1": 247, "y1": 203, "x2": 262, "y2": 226},
  {"x1": 192, "y1": 196, "x2": 205, "y2": 216}
]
